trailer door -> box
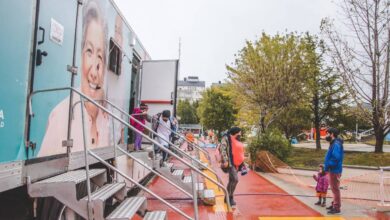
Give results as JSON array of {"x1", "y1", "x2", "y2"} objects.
[
  {"x1": 140, "y1": 60, "x2": 179, "y2": 116},
  {"x1": 28, "y1": 0, "x2": 78, "y2": 158}
]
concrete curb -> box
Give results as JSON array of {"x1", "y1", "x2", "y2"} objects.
[
  {"x1": 291, "y1": 165, "x2": 380, "y2": 171},
  {"x1": 343, "y1": 165, "x2": 379, "y2": 170},
  {"x1": 277, "y1": 167, "x2": 390, "y2": 186}
]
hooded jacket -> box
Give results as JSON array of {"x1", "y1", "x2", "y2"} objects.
[
  {"x1": 313, "y1": 172, "x2": 329, "y2": 193},
  {"x1": 130, "y1": 108, "x2": 145, "y2": 132},
  {"x1": 324, "y1": 138, "x2": 344, "y2": 174}
]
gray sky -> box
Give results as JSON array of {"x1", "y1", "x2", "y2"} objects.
[{"x1": 114, "y1": 0, "x2": 338, "y2": 86}]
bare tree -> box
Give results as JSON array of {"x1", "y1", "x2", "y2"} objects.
[{"x1": 321, "y1": 0, "x2": 390, "y2": 152}]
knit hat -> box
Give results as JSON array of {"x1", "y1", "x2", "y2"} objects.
[
  {"x1": 326, "y1": 127, "x2": 340, "y2": 137},
  {"x1": 229, "y1": 126, "x2": 241, "y2": 135}
]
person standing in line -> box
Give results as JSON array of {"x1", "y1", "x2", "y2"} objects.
[
  {"x1": 313, "y1": 164, "x2": 329, "y2": 207},
  {"x1": 324, "y1": 127, "x2": 344, "y2": 214}
]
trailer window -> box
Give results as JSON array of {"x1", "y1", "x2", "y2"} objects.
[{"x1": 109, "y1": 39, "x2": 122, "y2": 75}]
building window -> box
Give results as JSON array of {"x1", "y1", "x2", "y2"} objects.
[{"x1": 109, "y1": 39, "x2": 122, "y2": 75}]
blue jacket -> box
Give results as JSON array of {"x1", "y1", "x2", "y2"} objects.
[{"x1": 324, "y1": 138, "x2": 344, "y2": 174}]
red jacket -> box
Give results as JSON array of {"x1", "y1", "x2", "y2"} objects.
[
  {"x1": 130, "y1": 108, "x2": 145, "y2": 132},
  {"x1": 231, "y1": 137, "x2": 244, "y2": 168}
]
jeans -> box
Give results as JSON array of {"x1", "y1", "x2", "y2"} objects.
[
  {"x1": 162, "y1": 145, "x2": 169, "y2": 161},
  {"x1": 134, "y1": 132, "x2": 142, "y2": 150},
  {"x1": 329, "y1": 173, "x2": 341, "y2": 210},
  {"x1": 227, "y1": 166, "x2": 239, "y2": 198}
]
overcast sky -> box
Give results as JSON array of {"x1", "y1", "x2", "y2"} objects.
[{"x1": 113, "y1": 0, "x2": 338, "y2": 86}]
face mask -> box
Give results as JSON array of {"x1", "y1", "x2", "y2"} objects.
[
  {"x1": 325, "y1": 136, "x2": 332, "y2": 142},
  {"x1": 236, "y1": 135, "x2": 241, "y2": 141}
]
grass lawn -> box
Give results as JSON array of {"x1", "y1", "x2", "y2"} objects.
[
  {"x1": 364, "y1": 139, "x2": 390, "y2": 146},
  {"x1": 287, "y1": 148, "x2": 390, "y2": 170}
]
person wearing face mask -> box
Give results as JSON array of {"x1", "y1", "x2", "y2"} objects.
[
  {"x1": 223, "y1": 126, "x2": 246, "y2": 206},
  {"x1": 323, "y1": 127, "x2": 344, "y2": 214},
  {"x1": 156, "y1": 110, "x2": 172, "y2": 163}
]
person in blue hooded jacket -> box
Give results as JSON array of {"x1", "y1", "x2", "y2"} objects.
[{"x1": 323, "y1": 127, "x2": 344, "y2": 214}]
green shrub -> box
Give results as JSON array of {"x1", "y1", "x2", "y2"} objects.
[{"x1": 248, "y1": 129, "x2": 292, "y2": 162}]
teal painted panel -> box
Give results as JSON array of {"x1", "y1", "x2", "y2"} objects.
[
  {"x1": 0, "y1": 1, "x2": 35, "y2": 163},
  {"x1": 28, "y1": 0, "x2": 78, "y2": 158}
]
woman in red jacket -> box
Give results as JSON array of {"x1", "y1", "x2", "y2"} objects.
[{"x1": 226, "y1": 127, "x2": 246, "y2": 206}]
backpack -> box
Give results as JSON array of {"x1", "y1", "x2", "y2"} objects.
[
  {"x1": 152, "y1": 113, "x2": 175, "y2": 133},
  {"x1": 217, "y1": 134, "x2": 232, "y2": 173},
  {"x1": 152, "y1": 113, "x2": 162, "y2": 132}
]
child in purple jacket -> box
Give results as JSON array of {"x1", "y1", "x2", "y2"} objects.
[
  {"x1": 130, "y1": 104, "x2": 148, "y2": 151},
  {"x1": 313, "y1": 164, "x2": 329, "y2": 207}
]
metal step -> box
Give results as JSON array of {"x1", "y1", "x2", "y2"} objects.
[
  {"x1": 29, "y1": 169, "x2": 107, "y2": 198},
  {"x1": 28, "y1": 169, "x2": 107, "y2": 219},
  {"x1": 106, "y1": 196, "x2": 147, "y2": 220},
  {"x1": 201, "y1": 189, "x2": 216, "y2": 206},
  {"x1": 153, "y1": 158, "x2": 161, "y2": 168},
  {"x1": 183, "y1": 175, "x2": 192, "y2": 183},
  {"x1": 166, "y1": 162, "x2": 174, "y2": 170},
  {"x1": 144, "y1": 211, "x2": 167, "y2": 220},
  {"x1": 182, "y1": 176, "x2": 205, "y2": 197},
  {"x1": 196, "y1": 182, "x2": 204, "y2": 191},
  {"x1": 172, "y1": 169, "x2": 184, "y2": 179},
  {"x1": 35, "y1": 169, "x2": 106, "y2": 184},
  {"x1": 130, "y1": 151, "x2": 153, "y2": 167},
  {"x1": 84, "y1": 182, "x2": 126, "y2": 202},
  {"x1": 85, "y1": 182, "x2": 126, "y2": 220}
]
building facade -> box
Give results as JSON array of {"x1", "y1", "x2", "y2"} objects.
[{"x1": 177, "y1": 76, "x2": 206, "y2": 103}]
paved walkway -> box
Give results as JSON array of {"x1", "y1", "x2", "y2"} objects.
[
  {"x1": 293, "y1": 142, "x2": 390, "y2": 153},
  {"x1": 260, "y1": 167, "x2": 390, "y2": 220},
  {"x1": 144, "y1": 147, "x2": 321, "y2": 219}
]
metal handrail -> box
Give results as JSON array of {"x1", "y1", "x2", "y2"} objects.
[
  {"x1": 147, "y1": 114, "x2": 228, "y2": 187},
  {"x1": 146, "y1": 113, "x2": 210, "y2": 159},
  {"x1": 70, "y1": 100, "x2": 193, "y2": 199},
  {"x1": 72, "y1": 98, "x2": 226, "y2": 200},
  {"x1": 88, "y1": 150, "x2": 193, "y2": 220},
  {"x1": 73, "y1": 99, "x2": 220, "y2": 182},
  {"x1": 29, "y1": 87, "x2": 231, "y2": 212},
  {"x1": 122, "y1": 108, "x2": 216, "y2": 171},
  {"x1": 116, "y1": 146, "x2": 193, "y2": 198},
  {"x1": 144, "y1": 114, "x2": 227, "y2": 186},
  {"x1": 79, "y1": 97, "x2": 93, "y2": 219},
  {"x1": 105, "y1": 105, "x2": 231, "y2": 209},
  {"x1": 29, "y1": 87, "x2": 195, "y2": 220}
]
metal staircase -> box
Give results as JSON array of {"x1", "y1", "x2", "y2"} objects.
[
  {"x1": 28, "y1": 169, "x2": 164, "y2": 220},
  {"x1": 156, "y1": 163, "x2": 205, "y2": 196},
  {"x1": 28, "y1": 87, "x2": 230, "y2": 220}
]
